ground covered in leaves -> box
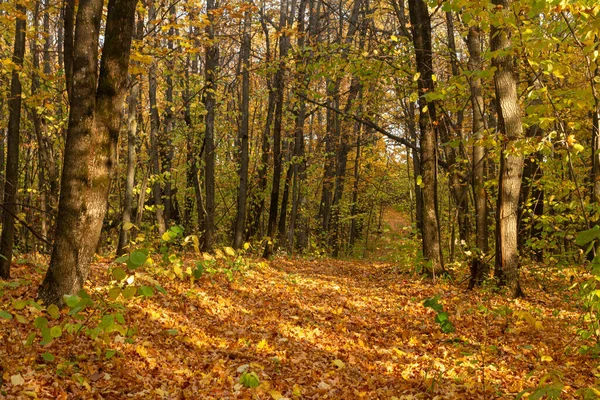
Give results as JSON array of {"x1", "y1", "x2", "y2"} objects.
[{"x1": 0, "y1": 247, "x2": 597, "y2": 399}]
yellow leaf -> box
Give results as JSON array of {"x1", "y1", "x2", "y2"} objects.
[
  {"x1": 413, "y1": 72, "x2": 421, "y2": 81},
  {"x1": 136, "y1": 345, "x2": 148, "y2": 357},
  {"x1": 292, "y1": 384, "x2": 302, "y2": 396},
  {"x1": 332, "y1": 359, "x2": 346, "y2": 369},
  {"x1": 11, "y1": 374, "x2": 24, "y2": 386},
  {"x1": 224, "y1": 246, "x2": 236, "y2": 257},
  {"x1": 269, "y1": 390, "x2": 284, "y2": 400},
  {"x1": 541, "y1": 355, "x2": 553, "y2": 362}
]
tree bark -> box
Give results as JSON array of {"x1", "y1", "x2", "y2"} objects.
[
  {"x1": 408, "y1": 0, "x2": 444, "y2": 275},
  {"x1": 38, "y1": 0, "x2": 137, "y2": 305},
  {"x1": 0, "y1": 1, "x2": 26, "y2": 279},
  {"x1": 233, "y1": 9, "x2": 251, "y2": 249},
  {"x1": 467, "y1": 25, "x2": 489, "y2": 288},
  {"x1": 148, "y1": 1, "x2": 166, "y2": 235},
  {"x1": 263, "y1": 0, "x2": 294, "y2": 258},
  {"x1": 203, "y1": 0, "x2": 220, "y2": 251},
  {"x1": 491, "y1": 0, "x2": 524, "y2": 297}
]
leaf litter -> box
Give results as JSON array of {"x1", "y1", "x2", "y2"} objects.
[{"x1": 0, "y1": 254, "x2": 596, "y2": 399}]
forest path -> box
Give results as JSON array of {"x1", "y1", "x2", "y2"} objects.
[{"x1": 0, "y1": 254, "x2": 594, "y2": 398}]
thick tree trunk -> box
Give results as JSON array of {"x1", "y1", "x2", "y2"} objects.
[
  {"x1": 38, "y1": 0, "x2": 137, "y2": 305},
  {"x1": 233, "y1": 10, "x2": 251, "y2": 250},
  {"x1": 491, "y1": 0, "x2": 524, "y2": 297},
  {"x1": 408, "y1": 0, "x2": 444, "y2": 275},
  {"x1": 203, "y1": 0, "x2": 219, "y2": 251},
  {"x1": 467, "y1": 26, "x2": 489, "y2": 288},
  {"x1": 0, "y1": 2, "x2": 26, "y2": 279}
]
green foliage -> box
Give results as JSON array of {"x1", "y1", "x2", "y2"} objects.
[
  {"x1": 516, "y1": 371, "x2": 564, "y2": 400},
  {"x1": 239, "y1": 371, "x2": 261, "y2": 388},
  {"x1": 423, "y1": 295, "x2": 455, "y2": 333}
]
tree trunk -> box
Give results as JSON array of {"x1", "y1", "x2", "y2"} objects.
[
  {"x1": 148, "y1": 1, "x2": 166, "y2": 235},
  {"x1": 263, "y1": 0, "x2": 294, "y2": 258},
  {"x1": 116, "y1": 78, "x2": 140, "y2": 256},
  {"x1": 408, "y1": 0, "x2": 444, "y2": 275},
  {"x1": 233, "y1": 10, "x2": 251, "y2": 249},
  {"x1": 203, "y1": 0, "x2": 219, "y2": 251},
  {"x1": 38, "y1": 0, "x2": 137, "y2": 305},
  {"x1": 491, "y1": 0, "x2": 524, "y2": 297},
  {"x1": 467, "y1": 25, "x2": 489, "y2": 288},
  {"x1": 0, "y1": 1, "x2": 26, "y2": 279},
  {"x1": 63, "y1": 0, "x2": 75, "y2": 100}
]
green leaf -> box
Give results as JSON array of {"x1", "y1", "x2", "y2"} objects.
[
  {"x1": 63, "y1": 294, "x2": 81, "y2": 308},
  {"x1": 42, "y1": 352, "x2": 55, "y2": 362},
  {"x1": 239, "y1": 371, "x2": 261, "y2": 388},
  {"x1": 34, "y1": 317, "x2": 48, "y2": 329},
  {"x1": 129, "y1": 250, "x2": 148, "y2": 266},
  {"x1": 115, "y1": 313, "x2": 125, "y2": 324},
  {"x1": 155, "y1": 285, "x2": 167, "y2": 295},
  {"x1": 50, "y1": 326, "x2": 62, "y2": 338},
  {"x1": 576, "y1": 226, "x2": 600, "y2": 246},
  {"x1": 99, "y1": 315, "x2": 115, "y2": 331},
  {"x1": 105, "y1": 350, "x2": 117, "y2": 359},
  {"x1": 0, "y1": 310, "x2": 13, "y2": 320},
  {"x1": 108, "y1": 287, "x2": 121, "y2": 301},
  {"x1": 112, "y1": 267, "x2": 127, "y2": 281},
  {"x1": 13, "y1": 299, "x2": 27, "y2": 310},
  {"x1": 47, "y1": 304, "x2": 60, "y2": 319},
  {"x1": 122, "y1": 286, "x2": 137, "y2": 299},
  {"x1": 166, "y1": 329, "x2": 179, "y2": 336},
  {"x1": 40, "y1": 327, "x2": 52, "y2": 345},
  {"x1": 114, "y1": 255, "x2": 129, "y2": 263},
  {"x1": 139, "y1": 286, "x2": 154, "y2": 297},
  {"x1": 435, "y1": 312, "x2": 449, "y2": 323}
]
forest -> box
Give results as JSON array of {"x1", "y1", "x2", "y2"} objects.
[{"x1": 0, "y1": 0, "x2": 600, "y2": 397}]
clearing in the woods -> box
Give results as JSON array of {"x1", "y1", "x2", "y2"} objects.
[{"x1": 0, "y1": 212, "x2": 594, "y2": 399}]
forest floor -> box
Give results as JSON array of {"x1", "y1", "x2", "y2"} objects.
[{"x1": 0, "y1": 212, "x2": 598, "y2": 399}]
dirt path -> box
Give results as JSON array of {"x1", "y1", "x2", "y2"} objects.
[{"x1": 0, "y1": 256, "x2": 593, "y2": 399}]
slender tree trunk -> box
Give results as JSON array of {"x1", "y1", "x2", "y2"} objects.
[
  {"x1": 467, "y1": 26, "x2": 489, "y2": 288},
  {"x1": 408, "y1": 0, "x2": 444, "y2": 275},
  {"x1": 147, "y1": 2, "x2": 166, "y2": 235},
  {"x1": 203, "y1": 0, "x2": 219, "y2": 251},
  {"x1": 233, "y1": 10, "x2": 251, "y2": 249},
  {"x1": 263, "y1": 0, "x2": 294, "y2": 258},
  {"x1": 491, "y1": 0, "x2": 524, "y2": 297},
  {"x1": 64, "y1": 0, "x2": 75, "y2": 100},
  {"x1": 0, "y1": 1, "x2": 26, "y2": 279},
  {"x1": 38, "y1": 0, "x2": 137, "y2": 305},
  {"x1": 162, "y1": 3, "x2": 177, "y2": 224},
  {"x1": 117, "y1": 79, "x2": 140, "y2": 255},
  {"x1": 443, "y1": 11, "x2": 469, "y2": 243},
  {"x1": 518, "y1": 76, "x2": 544, "y2": 262}
]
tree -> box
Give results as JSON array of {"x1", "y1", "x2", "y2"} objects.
[
  {"x1": 38, "y1": 0, "x2": 137, "y2": 305},
  {"x1": 408, "y1": 0, "x2": 444, "y2": 275},
  {"x1": 203, "y1": 0, "x2": 219, "y2": 251},
  {"x1": 491, "y1": 0, "x2": 524, "y2": 297},
  {"x1": 233, "y1": 7, "x2": 252, "y2": 250},
  {"x1": 0, "y1": 0, "x2": 26, "y2": 279}
]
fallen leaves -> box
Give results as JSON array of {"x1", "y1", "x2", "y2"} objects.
[{"x1": 0, "y1": 254, "x2": 597, "y2": 398}]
